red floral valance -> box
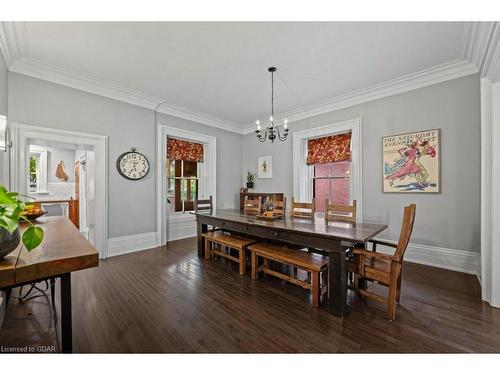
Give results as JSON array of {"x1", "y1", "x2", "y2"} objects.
[
  {"x1": 167, "y1": 138, "x2": 204, "y2": 162},
  {"x1": 306, "y1": 132, "x2": 351, "y2": 165}
]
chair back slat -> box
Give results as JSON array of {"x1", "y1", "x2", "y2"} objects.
[
  {"x1": 194, "y1": 196, "x2": 213, "y2": 213},
  {"x1": 270, "y1": 197, "x2": 286, "y2": 216},
  {"x1": 395, "y1": 204, "x2": 417, "y2": 261},
  {"x1": 325, "y1": 200, "x2": 357, "y2": 224},
  {"x1": 290, "y1": 197, "x2": 315, "y2": 220},
  {"x1": 244, "y1": 195, "x2": 262, "y2": 215}
]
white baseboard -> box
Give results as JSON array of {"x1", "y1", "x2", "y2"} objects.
[
  {"x1": 375, "y1": 238, "x2": 480, "y2": 276},
  {"x1": 167, "y1": 218, "x2": 197, "y2": 242},
  {"x1": 107, "y1": 232, "x2": 158, "y2": 258}
]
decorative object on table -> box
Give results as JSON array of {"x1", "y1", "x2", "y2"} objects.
[
  {"x1": 0, "y1": 186, "x2": 44, "y2": 259},
  {"x1": 254, "y1": 67, "x2": 289, "y2": 143},
  {"x1": 258, "y1": 156, "x2": 272, "y2": 179},
  {"x1": 116, "y1": 147, "x2": 150, "y2": 180},
  {"x1": 55, "y1": 160, "x2": 69, "y2": 181},
  {"x1": 382, "y1": 129, "x2": 440, "y2": 193},
  {"x1": 263, "y1": 198, "x2": 274, "y2": 218},
  {"x1": 246, "y1": 171, "x2": 256, "y2": 190},
  {"x1": 20, "y1": 204, "x2": 47, "y2": 222}
]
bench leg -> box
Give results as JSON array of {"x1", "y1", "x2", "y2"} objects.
[
  {"x1": 251, "y1": 251, "x2": 258, "y2": 280},
  {"x1": 311, "y1": 271, "x2": 320, "y2": 308},
  {"x1": 239, "y1": 248, "x2": 246, "y2": 275},
  {"x1": 204, "y1": 239, "x2": 211, "y2": 260}
]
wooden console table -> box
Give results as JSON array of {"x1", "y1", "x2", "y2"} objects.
[
  {"x1": 239, "y1": 192, "x2": 284, "y2": 210},
  {"x1": 0, "y1": 216, "x2": 98, "y2": 353}
]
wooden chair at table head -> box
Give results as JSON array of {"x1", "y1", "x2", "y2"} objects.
[
  {"x1": 194, "y1": 195, "x2": 213, "y2": 213},
  {"x1": 324, "y1": 200, "x2": 357, "y2": 224},
  {"x1": 348, "y1": 203, "x2": 416, "y2": 321},
  {"x1": 290, "y1": 197, "x2": 315, "y2": 220},
  {"x1": 269, "y1": 196, "x2": 286, "y2": 216},
  {"x1": 244, "y1": 195, "x2": 262, "y2": 215}
]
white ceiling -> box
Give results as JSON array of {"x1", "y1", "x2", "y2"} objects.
[{"x1": 19, "y1": 22, "x2": 467, "y2": 126}]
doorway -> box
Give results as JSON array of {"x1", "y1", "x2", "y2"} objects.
[{"x1": 10, "y1": 123, "x2": 108, "y2": 258}]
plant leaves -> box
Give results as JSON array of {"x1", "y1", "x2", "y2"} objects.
[{"x1": 22, "y1": 226, "x2": 44, "y2": 251}]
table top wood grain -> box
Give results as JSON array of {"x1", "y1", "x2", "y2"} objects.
[
  {"x1": 195, "y1": 209, "x2": 387, "y2": 243},
  {"x1": 0, "y1": 216, "x2": 98, "y2": 289}
]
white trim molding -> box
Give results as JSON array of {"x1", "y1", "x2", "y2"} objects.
[
  {"x1": 9, "y1": 58, "x2": 244, "y2": 135},
  {"x1": 108, "y1": 232, "x2": 158, "y2": 258},
  {"x1": 0, "y1": 22, "x2": 27, "y2": 69},
  {"x1": 375, "y1": 238, "x2": 480, "y2": 276},
  {"x1": 292, "y1": 117, "x2": 362, "y2": 221},
  {"x1": 243, "y1": 59, "x2": 477, "y2": 134},
  {"x1": 156, "y1": 125, "x2": 217, "y2": 246},
  {"x1": 10, "y1": 123, "x2": 109, "y2": 258}
]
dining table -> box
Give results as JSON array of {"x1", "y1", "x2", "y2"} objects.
[
  {"x1": 195, "y1": 209, "x2": 387, "y2": 317},
  {"x1": 0, "y1": 216, "x2": 99, "y2": 353}
]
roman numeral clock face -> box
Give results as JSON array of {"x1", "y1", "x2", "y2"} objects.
[{"x1": 116, "y1": 151, "x2": 150, "y2": 180}]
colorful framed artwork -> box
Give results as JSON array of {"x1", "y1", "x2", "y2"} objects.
[
  {"x1": 382, "y1": 129, "x2": 440, "y2": 193},
  {"x1": 258, "y1": 156, "x2": 273, "y2": 179}
]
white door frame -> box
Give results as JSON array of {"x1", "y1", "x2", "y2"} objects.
[
  {"x1": 292, "y1": 117, "x2": 363, "y2": 220},
  {"x1": 10, "y1": 123, "x2": 109, "y2": 258},
  {"x1": 156, "y1": 124, "x2": 217, "y2": 246}
]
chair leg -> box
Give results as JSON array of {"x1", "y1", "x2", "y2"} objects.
[
  {"x1": 387, "y1": 283, "x2": 398, "y2": 321},
  {"x1": 204, "y1": 239, "x2": 211, "y2": 260},
  {"x1": 239, "y1": 248, "x2": 246, "y2": 275},
  {"x1": 50, "y1": 278, "x2": 56, "y2": 309},
  {"x1": 396, "y1": 275, "x2": 402, "y2": 304},
  {"x1": 311, "y1": 271, "x2": 320, "y2": 308},
  {"x1": 251, "y1": 251, "x2": 258, "y2": 280}
]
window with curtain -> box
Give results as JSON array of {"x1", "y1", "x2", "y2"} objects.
[
  {"x1": 166, "y1": 137, "x2": 204, "y2": 213},
  {"x1": 307, "y1": 132, "x2": 351, "y2": 212}
]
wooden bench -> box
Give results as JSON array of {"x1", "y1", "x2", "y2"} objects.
[
  {"x1": 202, "y1": 231, "x2": 257, "y2": 275},
  {"x1": 248, "y1": 242, "x2": 328, "y2": 307}
]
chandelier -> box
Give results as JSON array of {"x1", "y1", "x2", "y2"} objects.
[{"x1": 255, "y1": 67, "x2": 289, "y2": 143}]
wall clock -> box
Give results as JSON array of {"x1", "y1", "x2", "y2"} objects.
[{"x1": 116, "y1": 147, "x2": 150, "y2": 180}]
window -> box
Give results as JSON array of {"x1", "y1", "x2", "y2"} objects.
[
  {"x1": 313, "y1": 161, "x2": 351, "y2": 212},
  {"x1": 167, "y1": 159, "x2": 199, "y2": 212},
  {"x1": 292, "y1": 118, "x2": 362, "y2": 220},
  {"x1": 29, "y1": 155, "x2": 38, "y2": 191}
]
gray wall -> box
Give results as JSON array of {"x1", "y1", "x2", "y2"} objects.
[
  {"x1": 243, "y1": 74, "x2": 481, "y2": 252},
  {"x1": 8, "y1": 72, "x2": 243, "y2": 238}
]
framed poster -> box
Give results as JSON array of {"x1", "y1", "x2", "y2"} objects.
[
  {"x1": 382, "y1": 129, "x2": 440, "y2": 193},
  {"x1": 258, "y1": 156, "x2": 273, "y2": 179}
]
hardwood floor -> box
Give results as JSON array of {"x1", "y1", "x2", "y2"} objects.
[{"x1": 1, "y1": 237, "x2": 499, "y2": 353}]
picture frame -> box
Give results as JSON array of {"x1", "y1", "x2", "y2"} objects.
[
  {"x1": 258, "y1": 156, "x2": 273, "y2": 179},
  {"x1": 382, "y1": 129, "x2": 441, "y2": 193}
]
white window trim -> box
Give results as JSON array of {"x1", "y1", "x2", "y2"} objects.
[
  {"x1": 292, "y1": 117, "x2": 362, "y2": 221},
  {"x1": 156, "y1": 124, "x2": 217, "y2": 245}
]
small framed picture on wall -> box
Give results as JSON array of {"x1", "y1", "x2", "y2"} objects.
[
  {"x1": 382, "y1": 129, "x2": 440, "y2": 193},
  {"x1": 258, "y1": 156, "x2": 273, "y2": 179}
]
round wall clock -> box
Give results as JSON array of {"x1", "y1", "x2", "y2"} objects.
[{"x1": 116, "y1": 148, "x2": 150, "y2": 180}]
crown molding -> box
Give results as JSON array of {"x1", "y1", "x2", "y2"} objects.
[
  {"x1": 9, "y1": 57, "x2": 245, "y2": 134},
  {"x1": 243, "y1": 58, "x2": 478, "y2": 134},
  {"x1": 0, "y1": 22, "x2": 27, "y2": 69},
  {"x1": 464, "y1": 22, "x2": 500, "y2": 82}
]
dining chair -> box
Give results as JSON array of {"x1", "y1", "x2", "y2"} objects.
[
  {"x1": 194, "y1": 195, "x2": 213, "y2": 213},
  {"x1": 347, "y1": 203, "x2": 416, "y2": 321},
  {"x1": 290, "y1": 197, "x2": 315, "y2": 220},
  {"x1": 244, "y1": 195, "x2": 262, "y2": 215},
  {"x1": 271, "y1": 196, "x2": 286, "y2": 216},
  {"x1": 324, "y1": 199, "x2": 357, "y2": 224}
]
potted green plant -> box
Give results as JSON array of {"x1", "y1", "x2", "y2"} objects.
[
  {"x1": 0, "y1": 185, "x2": 44, "y2": 259},
  {"x1": 263, "y1": 199, "x2": 274, "y2": 218},
  {"x1": 246, "y1": 172, "x2": 256, "y2": 190}
]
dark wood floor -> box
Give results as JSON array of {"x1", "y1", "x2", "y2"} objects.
[{"x1": 1, "y1": 237, "x2": 499, "y2": 353}]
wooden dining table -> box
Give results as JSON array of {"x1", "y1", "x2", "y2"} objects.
[
  {"x1": 0, "y1": 216, "x2": 98, "y2": 353},
  {"x1": 195, "y1": 209, "x2": 387, "y2": 317}
]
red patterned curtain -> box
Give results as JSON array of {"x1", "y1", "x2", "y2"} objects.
[
  {"x1": 306, "y1": 132, "x2": 351, "y2": 165},
  {"x1": 167, "y1": 138, "x2": 204, "y2": 162}
]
